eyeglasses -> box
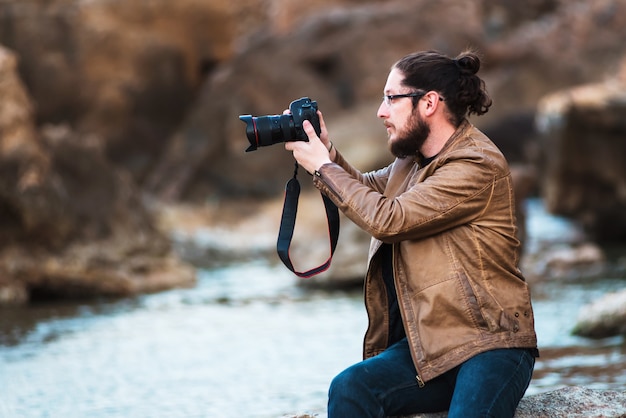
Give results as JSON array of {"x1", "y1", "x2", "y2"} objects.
[
  {"x1": 382, "y1": 91, "x2": 444, "y2": 106},
  {"x1": 382, "y1": 91, "x2": 426, "y2": 106}
]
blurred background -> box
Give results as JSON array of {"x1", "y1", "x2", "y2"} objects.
[{"x1": 1, "y1": 0, "x2": 625, "y2": 417}]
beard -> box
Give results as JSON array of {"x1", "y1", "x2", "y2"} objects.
[{"x1": 389, "y1": 111, "x2": 430, "y2": 159}]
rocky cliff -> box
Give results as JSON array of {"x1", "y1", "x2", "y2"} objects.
[
  {"x1": 1, "y1": 0, "x2": 626, "y2": 304},
  {"x1": 0, "y1": 45, "x2": 194, "y2": 304}
]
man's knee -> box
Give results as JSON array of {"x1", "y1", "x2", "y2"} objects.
[
  {"x1": 329, "y1": 365, "x2": 362, "y2": 399},
  {"x1": 328, "y1": 364, "x2": 386, "y2": 418}
]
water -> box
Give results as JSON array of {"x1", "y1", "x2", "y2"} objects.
[
  {"x1": 0, "y1": 264, "x2": 366, "y2": 418},
  {"x1": 1, "y1": 200, "x2": 625, "y2": 418}
]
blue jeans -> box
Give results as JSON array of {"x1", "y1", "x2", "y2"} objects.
[{"x1": 328, "y1": 338, "x2": 535, "y2": 418}]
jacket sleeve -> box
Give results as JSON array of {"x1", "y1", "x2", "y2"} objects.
[
  {"x1": 331, "y1": 148, "x2": 391, "y2": 194},
  {"x1": 313, "y1": 148, "x2": 510, "y2": 243}
]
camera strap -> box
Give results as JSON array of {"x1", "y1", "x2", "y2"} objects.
[{"x1": 277, "y1": 162, "x2": 340, "y2": 278}]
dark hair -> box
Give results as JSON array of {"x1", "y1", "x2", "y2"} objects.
[{"x1": 393, "y1": 50, "x2": 492, "y2": 126}]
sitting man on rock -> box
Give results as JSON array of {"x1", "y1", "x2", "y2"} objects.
[{"x1": 285, "y1": 49, "x2": 539, "y2": 418}]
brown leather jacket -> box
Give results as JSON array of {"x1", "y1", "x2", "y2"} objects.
[{"x1": 312, "y1": 120, "x2": 538, "y2": 384}]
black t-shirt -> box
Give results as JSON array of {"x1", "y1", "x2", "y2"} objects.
[{"x1": 380, "y1": 243, "x2": 406, "y2": 346}]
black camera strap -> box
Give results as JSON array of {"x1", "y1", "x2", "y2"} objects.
[{"x1": 277, "y1": 163, "x2": 340, "y2": 278}]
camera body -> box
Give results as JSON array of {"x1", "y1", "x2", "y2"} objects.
[{"x1": 239, "y1": 97, "x2": 321, "y2": 152}]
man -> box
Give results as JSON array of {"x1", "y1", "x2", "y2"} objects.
[{"x1": 285, "y1": 50, "x2": 538, "y2": 418}]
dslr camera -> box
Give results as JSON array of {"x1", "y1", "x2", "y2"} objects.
[{"x1": 239, "y1": 97, "x2": 321, "y2": 152}]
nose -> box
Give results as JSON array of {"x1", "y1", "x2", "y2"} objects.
[{"x1": 377, "y1": 101, "x2": 388, "y2": 119}]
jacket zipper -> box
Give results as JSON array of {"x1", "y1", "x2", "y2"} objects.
[{"x1": 314, "y1": 170, "x2": 343, "y2": 202}]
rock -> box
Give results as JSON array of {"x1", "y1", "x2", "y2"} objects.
[
  {"x1": 513, "y1": 387, "x2": 626, "y2": 418},
  {"x1": 524, "y1": 242, "x2": 608, "y2": 283},
  {"x1": 0, "y1": 46, "x2": 195, "y2": 305},
  {"x1": 573, "y1": 288, "x2": 626, "y2": 338},
  {"x1": 0, "y1": 46, "x2": 52, "y2": 239},
  {"x1": 285, "y1": 387, "x2": 626, "y2": 418},
  {"x1": 0, "y1": 0, "x2": 239, "y2": 181},
  {"x1": 535, "y1": 72, "x2": 626, "y2": 241},
  {"x1": 391, "y1": 386, "x2": 626, "y2": 418}
]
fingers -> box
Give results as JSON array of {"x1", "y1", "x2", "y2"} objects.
[
  {"x1": 302, "y1": 120, "x2": 319, "y2": 141},
  {"x1": 285, "y1": 119, "x2": 332, "y2": 173},
  {"x1": 316, "y1": 110, "x2": 329, "y2": 145},
  {"x1": 318, "y1": 110, "x2": 327, "y2": 132},
  {"x1": 285, "y1": 120, "x2": 317, "y2": 151}
]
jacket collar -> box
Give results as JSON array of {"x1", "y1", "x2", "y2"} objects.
[{"x1": 435, "y1": 118, "x2": 472, "y2": 156}]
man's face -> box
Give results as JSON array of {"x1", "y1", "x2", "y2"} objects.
[{"x1": 377, "y1": 68, "x2": 430, "y2": 158}]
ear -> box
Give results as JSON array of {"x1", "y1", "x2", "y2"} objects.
[{"x1": 422, "y1": 91, "x2": 442, "y2": 117}]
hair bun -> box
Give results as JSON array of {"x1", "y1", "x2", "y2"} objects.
[{"x1": 454, "y1": 53, "x2": 480, "y2": 76}]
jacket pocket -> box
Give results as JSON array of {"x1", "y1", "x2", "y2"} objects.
[
  {"x1": 458, "y1": 271, "x2": 520, "y2": 333},
  {"x1": 457, "y1": 271, "x2": 490, "y2": 331}
]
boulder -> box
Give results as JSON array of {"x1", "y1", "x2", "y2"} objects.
[
  {"x1": 573, "y1": 288, "x2": 626, "y2": 338},
  {"x1": 0, "y1": 46, "x2": 195, "y2": 305},
  {"x1": 523, "y1": 242, "x2": 608, "y2": 283},
  {"x1": 511, "y1": 387, "x2": 626, "y2": 418},
  {"x1": 0, "y1": 0, "x2": 239, "y2": 181},
  {"x1": 287, "y1": 387, "x2": 626, "y2": 418},
  {"x1": 535, "y1": 71, "x2": 626, "y2": 241},
  {"x1": 397, "y1": 386, "x2": 626, "y2": 418}
]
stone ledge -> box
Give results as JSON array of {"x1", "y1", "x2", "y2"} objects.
[
  {"x1": 288, "y1": 386, "x2": 626, "y2": 418},
  {"x1": 395, "y1": 386, "x2": 626, "y2": 418}
]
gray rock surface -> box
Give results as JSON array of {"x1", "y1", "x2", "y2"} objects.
[
  {"x1": 389, "y1": 387, "x2": 625, "y2": 418},
  {"x1": 287, "y1": 387, "x2": 626, "y2": 417}
]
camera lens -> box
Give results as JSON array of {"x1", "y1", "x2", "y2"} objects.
[
  {"x1": 239, "y1": 97, "x2": 318, "y2": 152},
  {"x1": 239, "y1": 114, "x2": 294, "y2": 152}
]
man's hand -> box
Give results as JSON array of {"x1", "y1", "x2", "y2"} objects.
[
  {"x1": 285, "y1": 119, "x2": 332, "y2": 174},
  {"x1": 285, "y1": 111, "x2": 333, "y2": 174}
]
